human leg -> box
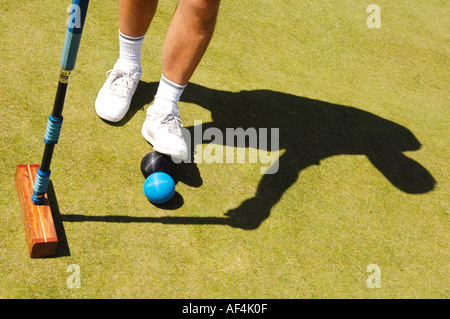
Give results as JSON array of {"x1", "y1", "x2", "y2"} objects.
[
  {"x1": 162, "y1": 0, "x2": 220, "y2": 85},
  {"x1": 95, "y1": 0, "x2": 158, "y2": 122},
  {"x1": 142, "y1": 0, "x2": 221, "y2": 159}
]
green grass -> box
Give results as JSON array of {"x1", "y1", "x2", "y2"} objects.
[{"x1": 0, "y1": 0, "x2": 448, "y2": 298}]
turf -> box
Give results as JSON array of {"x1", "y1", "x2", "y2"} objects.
[{"x1": 0, "y1": 0, "x2": 448, "y2": 298}]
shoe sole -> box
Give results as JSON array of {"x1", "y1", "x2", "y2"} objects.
[
  {"x1": 141, "y1": 124, "x2": 188, "y2": 160},
  {"x1": 95, "y1": 90, "x2": 127, "y2": 122},
  {"x1": 95, "y1": 107, "x2": 124, "y2": 122}
]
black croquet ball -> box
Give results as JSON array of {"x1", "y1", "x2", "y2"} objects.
[{"x1": 140, "y1": 151, "x2": 172, "y2": 178}]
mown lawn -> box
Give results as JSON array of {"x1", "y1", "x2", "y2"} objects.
[{"x1": 0, "y1": 0, "x2": 448, "y2": 298}]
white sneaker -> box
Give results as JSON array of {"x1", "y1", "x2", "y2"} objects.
[
  {"x1": 141, "y1": 101, "x2": 188, "y2": 160},
  {"x1": 95, "y1": 60, "x2": 141, "y2": 122}
]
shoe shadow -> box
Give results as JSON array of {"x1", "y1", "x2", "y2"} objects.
[{"x1": 80, "y1": 81, "x2": 436, "y2": 230}]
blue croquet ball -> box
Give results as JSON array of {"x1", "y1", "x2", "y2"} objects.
[{"x1": 143, "y1": 172, "x2": 175, "y2": 204}]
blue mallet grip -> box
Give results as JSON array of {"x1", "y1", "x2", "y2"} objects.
[{"x1": 60, "y1": 0, "x2": 89, "y2": 71}]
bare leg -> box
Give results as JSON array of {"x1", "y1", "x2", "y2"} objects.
[
  {"x1": 118, "y1": 0, "x2": 158, "y2": 37},
  {"x1": 162, "y1": 0, "x2": 221, "y2": 85}
]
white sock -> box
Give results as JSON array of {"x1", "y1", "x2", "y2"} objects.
[
  {"x1": 154, "y1": 74, "x2": 187, "y2": 111},
  {"x1": 118, "y1": 30, "x2": 145, "y2": 67}
]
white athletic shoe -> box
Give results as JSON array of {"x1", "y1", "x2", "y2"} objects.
[
  {"x1": 95, "y1": 60, "x2": 141, "y2": 122},
  {"x1": 141, "y1": 101, "x2": 188, "y2": 160}
]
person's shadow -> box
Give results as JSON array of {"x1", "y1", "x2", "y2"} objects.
[
  {"x1": 64, "y1": 81, "x2": 436, "y2": 231},
  {"x1": 177, "y1": 83, "x2": 436, "y2": 229}
]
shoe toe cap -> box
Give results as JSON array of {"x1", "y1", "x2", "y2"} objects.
[
  {"x1": 95, "y1": 89, "x2": 129, "y2": 122},
  {"x1": 154, "y1": 132, "x2": 188, "y2": 160}
]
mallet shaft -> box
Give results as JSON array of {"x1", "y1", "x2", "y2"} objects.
[{"x1": 32, "y1": 0, "x2": 89, "y2": 204}]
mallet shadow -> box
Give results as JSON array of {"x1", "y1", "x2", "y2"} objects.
[
  {"x1": 47, "y1": 181, "x2": 71, "y2": 257},
  {"x1": 60, "y1": 214, "x2": 231, "y2": 226}
]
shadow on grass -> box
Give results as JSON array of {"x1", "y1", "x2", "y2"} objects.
[
  {"x1": 61, "y1": 214, "x2": 231, "y2": 226},
  {"x1": 62, "y1": 82, "x2": 436, "y2": 231},
  {"x1": 47, "y1": 181, "x2": 71, "y2": 257}
]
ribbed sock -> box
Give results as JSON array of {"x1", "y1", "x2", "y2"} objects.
[
  {"x1": 151, "y1": 75, "x2": 187, "y2": 114},
  {"x1": 118, "y1": 29, "x2": 145, "y2": 67},
  {"x1": 154, "y1": 74, "x2": 187, "y2": 104}
]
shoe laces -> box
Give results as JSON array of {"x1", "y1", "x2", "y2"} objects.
[
  {"x1": 158, "y1": 113, "x2": 183, "y2": 136},
  {"x1": 106, "y1": 69, "x2": 137, "y2": 98}
]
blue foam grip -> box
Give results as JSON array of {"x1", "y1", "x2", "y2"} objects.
[
  {"x1": 44, "y1": 114, "x2": 63, "y2": 145},
  {"x1": 60, "y1": 0, "x2": 89, "y2": 71},
  {"x1": 32, "y1": 169, "x2": 51, "y2": 204}
]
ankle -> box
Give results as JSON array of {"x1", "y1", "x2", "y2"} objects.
[
  {"x1": 150, "y1": 97, "x2": 179, "y2": 116},
  {"x1": 154, "y1": 74, "x2": 186, "y2": 104}
]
